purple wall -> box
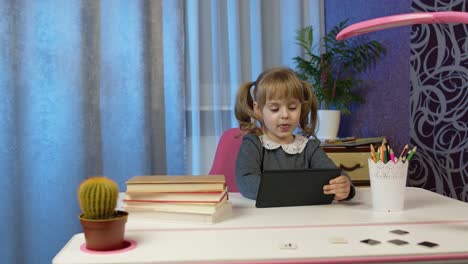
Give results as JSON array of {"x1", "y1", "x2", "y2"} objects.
[{"x1": 325, "y1": 0, "x2": 412, "y2": 152}]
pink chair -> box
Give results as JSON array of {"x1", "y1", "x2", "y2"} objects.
[{"x1": 209, "y1": 128, "x2": 244, "y2": 192}]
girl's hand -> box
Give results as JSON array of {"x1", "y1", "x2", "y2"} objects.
[{"x1": 323, "y1": 175, "x2": 351, "y2": 201}]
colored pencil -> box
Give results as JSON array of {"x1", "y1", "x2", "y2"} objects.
[
  {"x1": 370, "y1": 144, "x2": 377, "y2": 162},
  {"x1": 381, "y1": 144, "x2": 386, "y2": 163},
  {"x1": 406, "y1": 146, "x2": 417, "y2": 162},
  {"x1": 390, "y1": 148, "x2": 395, "y2": 163},
  {"x1": 399, "y1": 144, "x2": 409, "y2": 159}
]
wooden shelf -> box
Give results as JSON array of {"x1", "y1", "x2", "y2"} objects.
[{"x1": 321, "y1": 140, "x2": 384, "y2": 187}]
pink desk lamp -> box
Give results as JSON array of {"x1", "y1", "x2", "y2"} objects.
[{"x1": 336, "y1": 11, "x2": 468, "y2": 40}]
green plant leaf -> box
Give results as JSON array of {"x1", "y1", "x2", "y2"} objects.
[{"x1": 292, "y1": 19, "x2": 386, "y2": 114}]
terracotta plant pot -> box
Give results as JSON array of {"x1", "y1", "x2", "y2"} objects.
[{"x1": 79, "y1": 210, "x2": 128, "y2": 251}]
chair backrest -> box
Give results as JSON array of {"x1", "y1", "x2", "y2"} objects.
[{"x1": 209, "y1": 128, "x2": 243, "y2": 192}]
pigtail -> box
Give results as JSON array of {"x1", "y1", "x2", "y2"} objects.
[
  {"x1": 299, "y1": 81, "x2": 318, "y2": 138},
  {"x1": 234, "y1": 82, "x2": 262, "y2": 135}
]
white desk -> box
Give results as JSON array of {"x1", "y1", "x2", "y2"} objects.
[{"x1": 53, "y1": 187, "x2": 468, "y2": 264}]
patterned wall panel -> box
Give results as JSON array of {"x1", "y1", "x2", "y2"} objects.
[{"x1": 409, "y1": 0, "x2": 468, "y2": 201}]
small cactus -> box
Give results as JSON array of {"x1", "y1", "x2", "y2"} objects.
[{"x1": 78, "y1": 176, "x2": 119, "y2": 220}]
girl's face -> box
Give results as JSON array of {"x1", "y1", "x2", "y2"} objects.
[{"x1": 254, "y1": 98, "x2": 301, "y2": 144}]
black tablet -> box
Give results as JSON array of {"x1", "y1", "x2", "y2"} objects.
[{"x1": 255, "y1": 168, "x2": 341, "y2": 208}]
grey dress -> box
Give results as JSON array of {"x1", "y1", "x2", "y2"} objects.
[{"x1": 235, "y1": 133, "x2": 355, "y2": 200}]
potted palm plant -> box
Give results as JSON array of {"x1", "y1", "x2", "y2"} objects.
[
  {"x1": 78, "y1": 176, "x2": 128, "y2": 251},
  {"x1": 293, "y1": 20, "x2": 386, "y2": 139}
]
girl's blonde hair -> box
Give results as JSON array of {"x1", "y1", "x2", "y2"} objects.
[{"x1": 234, "y1": 67, "x2": 318, "y2": 138}]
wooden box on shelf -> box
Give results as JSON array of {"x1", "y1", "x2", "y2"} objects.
[{"x1": 321, "y1": 138, "x2": 385, "y2": 187}]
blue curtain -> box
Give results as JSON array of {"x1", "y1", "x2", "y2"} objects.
[
  {"x1": 2, "y1": 1, "x2": 85, "y2": 263},
  {"x1": 0, "y1": 1, "x2": 322, "y2": 263},
  {"x1": 0, "y1": 1, "x2": 165, "y2": 263}
]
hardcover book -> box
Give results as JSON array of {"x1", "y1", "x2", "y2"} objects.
[
  {"x1": 123, "y1": 192, "x2": 229, "y2": 214},
  {"x1": 125, "y1": 175, "x2": 226, "y2": 192},
  {"x1": 126, "y1": 201, "x2": 233, "y2": 224},
  {"x1": 124, "y1": 190, "x2": 228, "y2": 203}
]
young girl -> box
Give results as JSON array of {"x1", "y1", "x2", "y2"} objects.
[{"x1": 234, "y1": 67, "x2": 355, "y2": 200}]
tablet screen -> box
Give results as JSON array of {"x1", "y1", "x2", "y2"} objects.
[{"x1": 255, "y1": 168, "x2": 341, "y2": 208}]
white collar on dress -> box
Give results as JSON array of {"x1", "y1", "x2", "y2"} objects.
[{"x1": 259, "y1": 134, "x2": 308, "y2": 154}]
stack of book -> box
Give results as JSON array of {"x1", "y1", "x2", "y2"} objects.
[{"x1": 123, "y1": 175, "x2": 232, "y2": 224}]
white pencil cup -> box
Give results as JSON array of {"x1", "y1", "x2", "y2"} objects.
[{"x1": 368, "y1": 159, "x2": 409, "y2": 212}]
